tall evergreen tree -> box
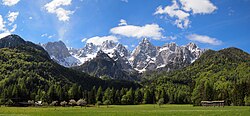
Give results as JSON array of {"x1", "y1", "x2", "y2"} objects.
[
  {"x1": 126, "y1": 88, "x2": 134, "y2": 104},
  {"x1": 48, "y1": 85, "x2": 56, "y2": 102},
  {"x1": 102, "y1": 87, "x2": 111, "y2": 102},
  {"x1": 143, "y1": 89, "x2": 151, "y2": 104},
  {"x1": 96, "y1": 86, "x2": 103, "y2": 102},
  {"x1": 134, "y1": 89, "x2": 143, "y2": 104}
]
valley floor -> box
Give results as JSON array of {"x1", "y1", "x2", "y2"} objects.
[{"x1": 0, "y1": 104, "x2": 250, "y2": 116}]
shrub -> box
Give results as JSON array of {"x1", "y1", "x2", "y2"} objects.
[
  {"x1": 28, "y1": 100, "x2": 35, "y2": 106},
  {"x1": 5, "y1": 99, "x2": 13, "y2": 106},
  {"x1": 69, "y1": 99, "x2": 77, "y2": 106},
  {"x1": 77, "y1": 99, "x2": 87, "y2": 107},
  {"x1": 158, "y1": 98, "x2": 164, "y2": 107},
  {"x1": 96, "y1": 101, "x2": 102, "y2": 107},
  {"x1": 244, "y1": 96, "x2": 250, "y2": 106},
  {"x1": 103, "y1": 100, "x2": 111, "y2": 108},
  {"x1": 50, "y1": 101, "x2": 58, "y2": 106},
  {"x1": 60, "y1": 101, "x2": 67, "y2": 107},
  {"x1": 43, "y1": 102, "x2": 49, "y2": 106}
]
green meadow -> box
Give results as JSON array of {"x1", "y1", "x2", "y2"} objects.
[{"x1": 0, "y1": 104, "x2": 250, "y2": 116}]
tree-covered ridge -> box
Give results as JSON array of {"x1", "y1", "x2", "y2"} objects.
[
  {"x1": 145, "y1": 47, "x2": 250, "y2": 105},
  {"x1": 0, "y1": 35, "x2": 140, "y2": 104}
]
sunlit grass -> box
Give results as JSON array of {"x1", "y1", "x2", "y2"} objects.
[{"x1": 0, "y1": 104, "x2": 249, "y2": 116}]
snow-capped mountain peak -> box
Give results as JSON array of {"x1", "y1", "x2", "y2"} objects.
[
  {"x1": 43, "y1": 39, "x2": 204, "y2": 73},
  {"x1": 101, "y1": 40, "x2": 117, "y2": 50},
  {"x1": 41, "y1": 41, "x2": 81, "y2": 67}
]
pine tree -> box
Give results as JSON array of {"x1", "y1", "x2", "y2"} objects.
[
  {"x1": 102, "y1": 87, "x2": 111, "y2": 102},
  {"x1": 135, "y1": 89, "x2": 143, "y2": 104},
  {"x1": 114, "y1": 90, "x2": 121, "y2": 104},
  {"x1": 48, "y1": 85, "x2": 56, "y2": 102},
  {"x1": 126, "y1": 88, "x2": 134, "y2": 104},
  {"x1": 96, "y1": 86, "x2": 103, "y2": 102},
  {"x1": 143, "y1": 89, "x2": 150, "y2": 104},
  {"x1": 68, "y1": 84, "x2": 79, "y2": 99},
  {"x1": 90, "y1": 86, "x2": 96, "y2": 104},
  {"x1": 56, "y1": 85, "x2": 63, "y2": 101},
  {"x1": 160, "y1": 89, "x2": 169, "y2": 104}
]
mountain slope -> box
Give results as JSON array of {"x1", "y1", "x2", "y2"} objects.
[
  {"x1": 42, "y1": 41, "x2": 81, "y2": 67},
  {"x1": 73, "y1": 50, "x2": 138, "y2": 81},
  {"x1": 44, "y1": 39, "x2": 203, "y2": 75},
  {"x1": 130, "y1": 38, "x2": 203, "y2": 72},
  {"x1": 0, "y1": 35, "x2": 140, "y2": 103},
  {"x1": 144, "y1": 47, "x2": 250, "y2": 105}
]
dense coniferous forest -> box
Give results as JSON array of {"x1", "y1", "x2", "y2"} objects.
[
  {"x1": 143, "y1": 48, "x2": 250, "y2": 106},
  {"x1": 0, "y1": 35, "x2": 140, "y2": 105},
  {"x1": 0, "y1": 35, "x2": 249, "y2": 106}
]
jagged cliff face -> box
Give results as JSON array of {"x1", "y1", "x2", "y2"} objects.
[
  {"x1": 154, "y1": 42, "x2": 203, "y2": 71},
  {"x1": 129, "y1": 38, "x2": 157, "y2": 72},
  {"x1": 43, "y1": 38, "x2": 204, "y2": 78},
  {"x1": 129, "y1": 39, "x2": 203, "y2": 72},
  {"x1": 42, "y1": 41, "x2": 81, "y2": 67},
  {"x1": 73, "y1": 50, "x2": 138, "y2": 81}
]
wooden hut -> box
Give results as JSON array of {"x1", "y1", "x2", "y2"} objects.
[{"x1": 201, "y1": 100, "x2": 225, "y2": 107}]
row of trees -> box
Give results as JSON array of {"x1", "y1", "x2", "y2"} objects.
[{"x1": 0, "y1": 83, "x2": 172, "y2": 106}]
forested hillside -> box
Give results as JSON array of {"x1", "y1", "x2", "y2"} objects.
[
  {"x1": 0, "y1": 35, "x2": 140, "y2": 104},
  {"x1": 143, "y1": 48, "x2": 250, "y2": 105}
]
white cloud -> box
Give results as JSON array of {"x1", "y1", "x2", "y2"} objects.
[
  {"x1": 0, "y1": 32, "x2": 11, "y2": 39},
  {"x1": 55, "y1": 8, "x2": 73, "y2": 21},
  {"x1": 154, "y1": 0, "x2": 217, "y2": 29},
  {"x1": 9, "y1": 24, "x2": 17, "y2": 32},
  {"x1": 154, "y1": 0, "x2": 190, "y2": 29},
  {"x1": 86, "y1": 36, "x2": 118, "y2": 45},
  {"x1": 2, "y1": 0, "x2": 20, "y2": 6},
  {"x1": 81, "y1": 38, "x2": 87, "y2": 42},
  {"x1": 179, "y1": 0, "x2": 217, "y2": 14},
  {"x1": 111, "y1": 20, "x2": 165, "y2": 40},
  {"x1": 44, "y1": 0, "x2": 74, "y2": 22},
  {"x1": 175, "y1": 18, "x2": 190, "y2": 29},
  {"x1": 41, "y1": 33, "x2": 48, "y2": 37},
  {"x1": 187, "y1": 34, "x2": 222, "y2": 45},
  {"x1": 48, "y1": 35, "x2": 53, "y2": 38},
  {"x1": 0, "y1": 15, "x2": 5, "y2": 31},
  {"x1": 41, "y1": 33, "x2": 55, "y2": 39},
  {"x1": 0, "y1": 14, "x2": 17, "y2": 36},
  {"x1": 7, "y1": 11, "x2": 19, "y2": 25},
  {"x1": 167, "y1": 36, "x2": 177, "y2": 40},
  {"x1": 118, "y1": 19, "x2": 127, "y2": 26},
  {"x1": 154, "y1": 1, "x2": 190, "y2": 20}
]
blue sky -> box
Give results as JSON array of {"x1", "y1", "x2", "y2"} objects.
[{"x1": 0, "y1": 0, "x2": 250, "y2": 53}]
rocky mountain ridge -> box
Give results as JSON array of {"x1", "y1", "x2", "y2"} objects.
[{"x1": 42, "y1": 38, "x2": 204, "y2": 74}]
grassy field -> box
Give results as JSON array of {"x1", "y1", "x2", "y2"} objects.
[{"x1": 0, "y1": 104, "x2": 250, "y2": 116}]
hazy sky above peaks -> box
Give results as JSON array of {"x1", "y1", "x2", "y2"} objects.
[{"x1": 0, "y1": 0, "x2": 250, "y2": 52}]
